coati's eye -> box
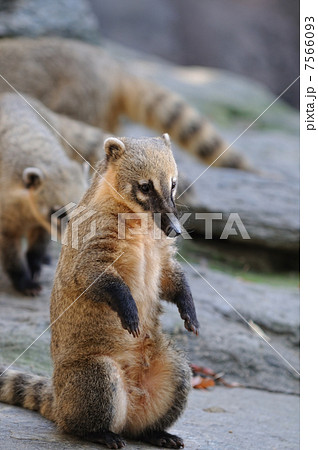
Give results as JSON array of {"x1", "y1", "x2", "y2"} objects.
[
  {"x1": 171, "y1": 179, "x2": 177, "y2": 190},
  {"x1": 139, "y1": 182, "x2": 151, "y2": 194}
]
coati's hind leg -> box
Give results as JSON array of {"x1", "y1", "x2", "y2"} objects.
[
  {"x1": 128, "y1": 346, "x2": 191, "y2": 448},
  {"x1": 54, "y1": 357, "x2": 127, "y2": 449},
  {"x1": 26, "y1": 227, "x2": 51, "y2": 280},
  {"x1": 0, "y1": 230, "x2": 41, "y2": 295}
]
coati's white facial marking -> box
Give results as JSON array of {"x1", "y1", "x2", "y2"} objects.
[
  {"x1": 152, "y1": 178, "x2": 161, "y2": 193},
  {"x1": 171, "y1": 178, "x2": 177, "y2": 198},
  {"x1": 136, "y1": 188, "x2": 149, "y2": 203}
]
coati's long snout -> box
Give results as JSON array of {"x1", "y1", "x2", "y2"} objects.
[
  {"x1": 160, "y1": 211, "x2": 181, "y2": 237},
  {"x1": 154, "y1": 205, "x2": 181, "y2": 237}
]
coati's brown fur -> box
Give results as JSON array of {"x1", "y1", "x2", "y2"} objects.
[
  {"x1": 0, "y1": 37, "x2": 249, "y2": 170},
  {"x1": 23, "y1": 94, "x2": 110, "y2": 168},
  {"x1": 0, "y1": 135, "x2": 199, "y2": 448},
  {"x1": 0, "y1": 93, "x2": 88, "y2": 295}
]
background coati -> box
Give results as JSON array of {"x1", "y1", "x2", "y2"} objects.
[
  {"x1": 0, "y1": 37, "x2": 249, "y2": 171},
  {"x1": 0, "y1": 93, "x2": 88, "y2": 295},
  {"x1": 22, "y1": 94, "x2": 110, "y2": 169},
  {"x1": 0, "y1": 134, "x2": 199, "y2": 448}
]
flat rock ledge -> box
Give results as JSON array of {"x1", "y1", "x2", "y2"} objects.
[{"x1": 0, "y1": 386, "x2": 299, "y2": 450}]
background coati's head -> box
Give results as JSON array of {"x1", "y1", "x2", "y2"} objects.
[
  {"x1": 103, "y1": 134, "x2": 181, "y2": 237},
  {"x1": 22, "y1": 159, "x2": 88, "y2": 229}
]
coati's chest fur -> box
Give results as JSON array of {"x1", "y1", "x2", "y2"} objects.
[
  {"x1": 51, "y1": 212, "x2": 167, "y2": 357},
  {"x1": 117, "y1": 232, "x2": 163, "y2": 318}
]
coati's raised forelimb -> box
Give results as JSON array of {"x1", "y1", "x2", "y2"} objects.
[{"x1": 160, "y1": 260, "x2": 199, "y2": 335}]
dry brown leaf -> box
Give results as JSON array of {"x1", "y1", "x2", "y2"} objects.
[
  {"x1": 192, "y1": 375, "x2": 215, "y2": 389},
  {"x1": 190, "y1": 363, "x2": 241, "y2": 388}
]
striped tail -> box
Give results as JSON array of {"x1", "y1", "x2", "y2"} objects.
[
  {"x1": 0, "y1": 367, "x2": 54, "y2": 421},
  {"x1": 119, "y1": 73, "x2": 251, "y2": 170}
]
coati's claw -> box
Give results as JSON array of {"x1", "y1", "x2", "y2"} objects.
[
  {"x1": 17, "y1": 279, "x2": 42, "y2": 297},
  {"x1": 124, "y1": 322, "x2": 140, "y2": 338},
  {"x1": 24, "y1": 286, "x2": 42, "y2": 297},
  {"x1": 182, "y1": 313, "x2": 200, "y2": 335},
  {"x1": 120, "y1": 308, "x2": 140, "y2": 337},
  {"x1": 131, "y1": 328, "x2": 138, "y2": 338}
]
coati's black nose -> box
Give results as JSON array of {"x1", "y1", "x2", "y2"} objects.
[
  {"x1": 159, "y1": 211, "x2": 182, "y2": 237},
  {"x1": 165, "y1": 221, "x2": 182, "y2": 237},
  {"x1": 165, "y1": 224, "x2": 181, "y2": 237}
]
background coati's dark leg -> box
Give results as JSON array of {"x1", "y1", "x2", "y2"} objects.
[
  {"x1": 54, "y1": 357, "x2": 127, "y2": 448},
  {"x1": 26, "y1": 227, "x2": 51, "y2": 280},
  {"x1": 0, "y1": 230, "x2": 41, "y2": 295}
]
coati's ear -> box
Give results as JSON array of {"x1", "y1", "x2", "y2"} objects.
[
  {"x1": 104, "y1": 137, "x2": 125, "y2": 161},
  {"x1": 22, "y1": 167, "x2": 44, "y2": 189},
  {"x1": 162, "y1": 133, "x2": 171, "y2": 147}
]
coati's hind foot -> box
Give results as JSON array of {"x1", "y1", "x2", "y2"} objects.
[
  {"x1": 14, "y1": 276, "x2": 42, "y2": 297},
  {"x1": 141, "y1": 431, "x2": 184, "y2": 448},
  {"x1": 83, "y1": 430, "x2": 126, "y2": 448},
  {"x1": 42, "y1": 253, "x2": 52, "y2": 265}
]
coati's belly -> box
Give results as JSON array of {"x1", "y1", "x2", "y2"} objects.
[{"x1": 113, "y1": 332, "x2": 177, "y2": 435}]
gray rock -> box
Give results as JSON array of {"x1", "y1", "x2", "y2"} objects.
[
  {"x1": 162, "y1": 264, "x2": 299, "y2": 395},
  {"x1": 0, "y1": 387, "x2": 299, "y2": 449},
  {"x1": 107, "y1": 49, "x2": 299, "y2": 252},
  {"x1": 0, "y1": 0, "x2": 100, "y2": 42},
  {"x1": 89, "y1": 0, "x2": 299, "y2": 107}
]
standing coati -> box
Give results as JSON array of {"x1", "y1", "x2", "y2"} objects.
[
  {"x1": 0, "y1": 134, "x2": 199, "y2": 448},
  {"x1": 0, "y1": 93, "x2": 88, "y2": 295},
  {"x1": 0, "y1": 37, "x2": 249, "y2": 171}
]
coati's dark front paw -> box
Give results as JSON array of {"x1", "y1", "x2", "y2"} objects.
[
  {"x1": 181, "y1": 312, "x2": 199, "y2": 335},
  {"x1": 120, "y1": 312, "x2": 140, "y2": 338},
  {"x1": 15, "y1": 278, "x2": 42, "y2": 296},
  {"x1": 141, "y1": 431, "x2": 184, "y2": 448}
]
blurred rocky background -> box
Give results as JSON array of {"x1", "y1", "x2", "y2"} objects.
[
  {"x1": 0, "y1": 0, "x2": 299, "y2": 106},
  {"x1": 0, "y1": 1, "x2": 299, "y2": 448},
  {"x1": 89, "y1": 0, "x2": 300, "y2": 107}
]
